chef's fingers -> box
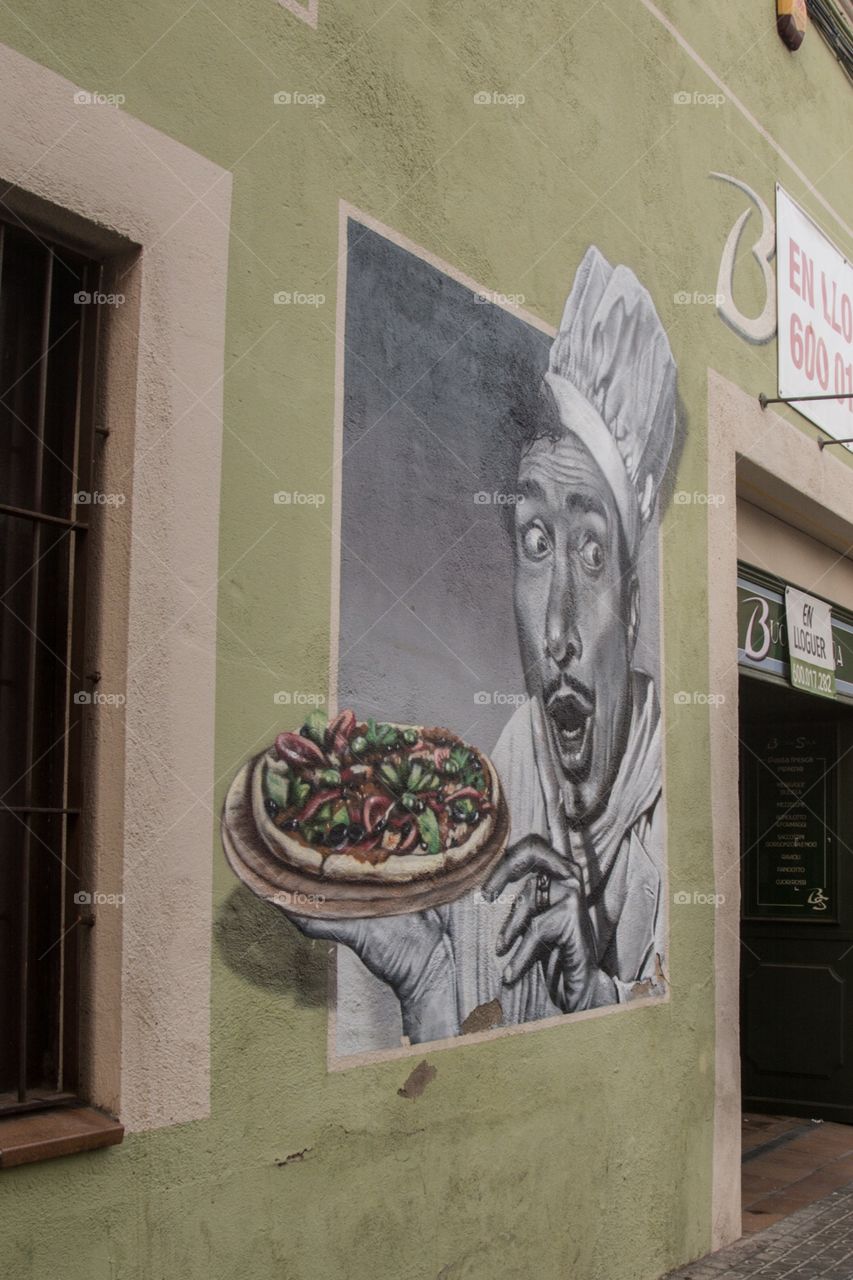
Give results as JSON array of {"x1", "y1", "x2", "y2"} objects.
[
  {"x1": 502, "y1": 904, "x2": 573, "y2": 985},
  {"x1": 495, "y1": 871, "x2": 580, "y2": 955},
  {"x1": 483, "y1": 835, "x2": 567, "y2": 897},
  {"x1": 495, "y1": 879, "x2": 536, "y2": 956}
]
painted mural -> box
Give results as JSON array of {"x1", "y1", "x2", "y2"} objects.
[{"x1": 223, "y1": 214, "x2": 679, "y2": 1060}]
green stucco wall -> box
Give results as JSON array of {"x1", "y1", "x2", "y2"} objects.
[{"x1": 0, "y1": 2, "x2": 850, "y2": 1277}]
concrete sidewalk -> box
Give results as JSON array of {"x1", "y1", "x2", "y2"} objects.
[{"x1": 666, "y1": 1182, "x2": 853, "y2": 1278}]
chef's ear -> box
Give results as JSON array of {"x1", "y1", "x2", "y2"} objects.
[{"x1": 628, "y1": 573, "x2": 640, "y2": 658}]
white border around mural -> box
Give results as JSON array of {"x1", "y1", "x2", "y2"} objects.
[{"x1": 326, "y1": 199, "x2": 670, "y2": 1072}]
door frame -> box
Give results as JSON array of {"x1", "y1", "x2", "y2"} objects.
[{"x1": 707, "y1": 369, "x2": 853, "y2": 1247}]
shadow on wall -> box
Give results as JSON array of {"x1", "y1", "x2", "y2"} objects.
[
  {"x1": 658, "y1": 389, "x2": 688, "y2": 515},
  {"x1": 214, "y1": 886, "x2": 327, "y2": 1008}
]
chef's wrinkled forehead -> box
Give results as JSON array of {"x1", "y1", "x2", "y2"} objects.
[{"x1": 515, "y1": 427, "x2": 633, "y2": 578}]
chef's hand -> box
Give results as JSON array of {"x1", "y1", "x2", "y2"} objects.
[
  {"x1": 484, "y1": 835, "x2": 617, "y2": 1012},
  {"x1": 275, "y1": 904, "x2": 459, "y2": 1043}
]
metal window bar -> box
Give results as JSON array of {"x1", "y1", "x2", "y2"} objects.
[
  {"x1": 17, "y1": 241, "x2": 54, "y2": 1103},
  {"x1": 0, "y1": 217, "x2": 101, "y2": 1113}
]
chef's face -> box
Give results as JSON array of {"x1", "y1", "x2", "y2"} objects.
[{"x1": 513, "y1": 432, "x2": 638, "y2": 825}]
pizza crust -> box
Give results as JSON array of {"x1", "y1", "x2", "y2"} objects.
[{"x1": 251, "y1": 734, "x2": 500, "y2": 884}]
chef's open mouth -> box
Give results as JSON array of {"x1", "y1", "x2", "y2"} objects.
[{"x1": 546, "y1": 687, "x2": 594, "y2": 769}]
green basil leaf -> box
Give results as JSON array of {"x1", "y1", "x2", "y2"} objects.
[
  {"x1": 302, "y1": 709, "x2": 328, "y2": 748},
  {"x1": 379, "y1": 763, "x2": 400, "y2": 790},
  {"x1": 417, "y1": 808, "x2": 441, "y2": 855},
  {"x1": 291, "y1": 779, "x2": 310, "y2": 809},
  {"x1": 264, "y1": 767, "x2": 290, "y2": 810}
]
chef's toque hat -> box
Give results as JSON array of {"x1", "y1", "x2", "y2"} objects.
[{"x1": 545, "y1": 246, "x2": 676, "y2": 557}]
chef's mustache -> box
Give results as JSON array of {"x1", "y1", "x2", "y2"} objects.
[{"x1": 542, "y1": 674, "x2": 595, "y2": 716}]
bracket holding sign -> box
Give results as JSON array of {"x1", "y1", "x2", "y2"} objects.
[{"x1": 758, "y1": 391, "x2": 853, "y2": 449}]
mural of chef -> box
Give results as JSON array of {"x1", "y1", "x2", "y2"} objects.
[{"x1": 289, "y1": 246, "x2": 677, "y2": 1045}]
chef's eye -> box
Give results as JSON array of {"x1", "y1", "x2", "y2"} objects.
[
  {"x1": 578, "y1": 535, "x2": 604, "y2": 572},
  {"x1": 520, "y1": 523, "x2": 551, "y2": 562}
]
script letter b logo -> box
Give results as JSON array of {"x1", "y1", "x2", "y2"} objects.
[{"x1": 744, "y1": 596, "x2": 771, "y2": 662}]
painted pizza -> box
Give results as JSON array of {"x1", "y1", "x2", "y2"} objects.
[{"x1": 251, "y1": 709, "x2": 501, "y2": 882}]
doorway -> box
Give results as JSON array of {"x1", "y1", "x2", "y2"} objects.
[{"x1": 740, "y1": 674, "x2": 853, "y2": 1123}]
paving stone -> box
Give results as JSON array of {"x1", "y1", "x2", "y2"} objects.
[{"x1": 665, "y1": 1180, "x2": 853, "y2": 1278}]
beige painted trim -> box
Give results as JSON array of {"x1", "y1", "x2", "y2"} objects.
[
  {"x1": 707, "y1": 369, "x2": 853, "y2": 1249},
  {"x1": 0, "y1": 43, "x2": 231, "y2": 1132}
]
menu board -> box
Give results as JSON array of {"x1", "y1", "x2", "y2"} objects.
[{"x1": 743, "y1": 723, "x2": 836, "y2": 921}]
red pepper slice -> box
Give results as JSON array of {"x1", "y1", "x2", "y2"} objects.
[
  {"x1": 275, "y1": 731, "x2": 327, "y2": 768},
  {"x1": 296, "y1": 788, "x2": 342, "y2": 822},
  {"x1": 329, "y1": 708, "x2": 357, "y2": 754},
  {"x1": 362, "y1": 794, "x2": 392, "y2": 832},
  {"x1": 446, "y1": 787, "x2": 484, "y2": 804}
]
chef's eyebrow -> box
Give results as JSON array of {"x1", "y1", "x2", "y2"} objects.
[
  {"x1": 516, "y1": 480, "x2": 608, "y2": 520},
  {"x1": 565, "y1": 491, "x2": 607, "y2": 519}
]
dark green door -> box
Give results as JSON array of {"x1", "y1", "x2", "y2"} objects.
[{"x1": 740, "y1": 674, "x2": 853, "y2": 1123}]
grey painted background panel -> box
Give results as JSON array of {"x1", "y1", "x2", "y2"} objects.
[
  {"x1": 334, "y1": 222, "x2": 663, "y2": 1057},
  {"x1": 338, "y1": 221, "x2": 661, "y2": 751}
]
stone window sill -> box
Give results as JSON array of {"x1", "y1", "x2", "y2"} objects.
[{"x1": 0, "y1": 1105, "x2": 124, "y2": 1168}]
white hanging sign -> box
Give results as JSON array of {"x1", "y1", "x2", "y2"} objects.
[
  {"x1": 784, "y1": 586, "x2": 836, "y2": 699},
  {"x1": 776, "y1": 185, "x2": 853, "y2": 447}
]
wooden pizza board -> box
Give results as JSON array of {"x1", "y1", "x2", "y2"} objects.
[{"x1": 221, "y1": 756, "x2": 511, "y2": 919}]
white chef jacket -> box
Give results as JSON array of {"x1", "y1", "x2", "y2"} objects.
[
  {"x1": 332, "y1": 671, "x2": 666, "y2": 1053},
  {"x1": 446, "y1": 671, "x2": 666, "y2": 1027}
]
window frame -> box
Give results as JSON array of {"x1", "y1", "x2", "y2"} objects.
[
  {"x1": 0, "y1": 218, "x2": 104, "y2": 1115},
  {"x1": 0, "y1": 41, "x2": 231, "y2": 1152}
]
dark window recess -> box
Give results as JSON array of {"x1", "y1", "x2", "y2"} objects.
[{"x1": 0, "y1": 219, "x2": 102, "y2": 1114}]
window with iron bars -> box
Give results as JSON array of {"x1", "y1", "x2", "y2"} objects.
[{"x1": 0, "y1": 216, "x2": 101, "y2": 1114}]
